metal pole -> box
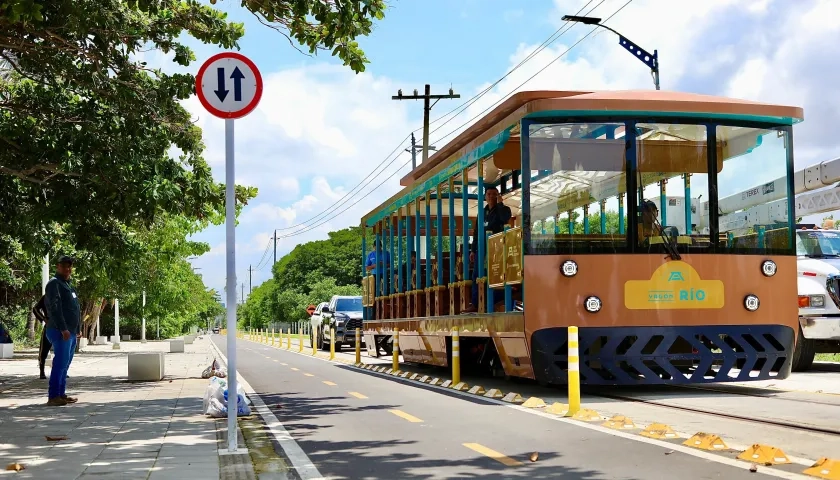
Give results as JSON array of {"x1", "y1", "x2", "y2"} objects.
[
  {"x1": 422, "y1": 84, "x2": 431, "y2": 164},
  {"x1": 113, "y1": 299, "x2": 120, "y2": 349},
  {"x1": 224, "y1": 118, "x2": 239, "y2": 453},
  {"x1": 141, "y1": 290, "x2": 146, "y2": 343},
  {"x1": 41, "y1": 254, "x2": 49, "y2": 295}
]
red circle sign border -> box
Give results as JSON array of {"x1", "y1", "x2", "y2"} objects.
[{"x1": 195, "y1": 52, "x2": 263, "y2": 119}]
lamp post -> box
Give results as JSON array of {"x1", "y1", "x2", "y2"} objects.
[{"x1": 562, "y1": 15, "x2": 660, "y2": 90}]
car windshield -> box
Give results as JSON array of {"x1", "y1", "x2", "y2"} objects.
[
  {"x1": 796, "y1": 231, "x2": 840, "y2": 257},
  {"x1": 335, "y1": 298, "x2": 362, "y2": 312}
]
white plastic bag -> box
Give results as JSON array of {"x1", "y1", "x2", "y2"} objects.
[{"x1": 206, "y1": 397, "x2": 226, "y2": 418}]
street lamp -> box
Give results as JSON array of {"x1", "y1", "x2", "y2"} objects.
[{"x1": 562, "y1": 15, "x2": 660, "y2": 90}]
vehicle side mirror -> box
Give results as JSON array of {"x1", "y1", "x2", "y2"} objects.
[{"x1": 321, "y1": 306, "x2": 330, "y2": 313}]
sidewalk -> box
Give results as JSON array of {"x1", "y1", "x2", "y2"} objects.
[{"x1": 0, "y1": 336, "x2": 255, "y2": 480}]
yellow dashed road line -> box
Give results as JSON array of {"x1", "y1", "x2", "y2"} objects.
[
  {"x1": 388, "y1": 409, "x2": 423, "y2": 423},
  {"x1": 291, "y1": 367, "x2": 299, "y2": 371},
  {"x1": 463, "y1": 443, "x2": 523, "y2": 467},
  {"x1": 348, "y1": 392, "x2": 368, "y2": 399},
  {"x1": 304, "y1": 373, "x2": 314, "y2": 377},
  {"x1": 323, "y1": 381, "x2": 337, "y2": 386}
]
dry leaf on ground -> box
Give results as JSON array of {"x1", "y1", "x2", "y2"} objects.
[
  {"x1": 529, "y1": 452, "x2": 539, "y2": 462},
  {"x1": 5, "y1": 463, "x2": 24, "y2": 472},
  {"x1": 45, "y1": 436, "x2": 67, "y2": 441}
]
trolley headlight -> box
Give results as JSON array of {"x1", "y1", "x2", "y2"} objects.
[
  {"x1": 761, "y1": 260, "x2": 777, "y2": 277},
  {"x1": 561, "y1": 260, "x2": 578, "y2": 277},
  {"x1": 584, "y1": 296, "x2": 601, "y2": 313},
  {"x1": 744, "y1": 294, "x2": 760, "y2": 311}
]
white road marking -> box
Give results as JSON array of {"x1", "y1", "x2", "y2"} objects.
[
  {"x1": 239, "y1": 336, "x2": 811, "y2": 477},
  {"x1": 210, "y1": 340, "x2": 326, "y2": 480}
]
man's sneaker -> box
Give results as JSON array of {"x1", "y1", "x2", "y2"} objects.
[
  {"x1": 39, "y1": 371, "x2": 47, "y2": 380},
  {"x1": 61, "y1": 395, "x2": 78, "y2": 403},
  {"x1": 46, "y1": 397, "x2": 68, "y2": 406}
]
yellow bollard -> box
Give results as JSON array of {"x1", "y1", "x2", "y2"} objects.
[
  {"x1": 566, "y1": 326, "x2": 581, "y2": 417},
  {"x1": 355, "y1": 328, "x2": 361, "y2": 364},
  {"x1": 329, "y1": 325, "x2": 336, "y2": 361},
  {"x1": 286, "y1": 330, "x2": 291, "y2": 350},
  {"x1": 272, "y1": 328, "x2": 276, "y2": 347},
  {"x1": 452, "y1": 328, "x2": 460, "y2": 385},
  {"x1": 392, "y1": 328, "x2": 400, "y2": 372},
  {"x1": 299, "y1": 327, "x2": 304, "y2": 353},
  {"x1": 311, "y1": 325, "x2": 317, "y2": 356}
]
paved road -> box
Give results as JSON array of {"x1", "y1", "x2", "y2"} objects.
[{"x1": 213, "y1": 337, "x2": 778, "y2": 480}]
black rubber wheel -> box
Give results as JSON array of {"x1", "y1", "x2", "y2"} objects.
[
  {"x1": 319, "y1": 331, "x2": 330, "y2": 351},
  {"x1": 791, "y1": 326, "x2": 816, "y2": 372}
]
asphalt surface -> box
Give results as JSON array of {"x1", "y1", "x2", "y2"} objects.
[{"x1": 213, "y1": 337, "x2": 777, "y2": 480}]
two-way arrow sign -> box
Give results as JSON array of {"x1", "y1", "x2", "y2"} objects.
[
  {"x1": 196, "y1": 52, "x2": 262, "y2": 119},
  {"x1": 214, "y1": 66, "x2": 245, "y2": 102}
]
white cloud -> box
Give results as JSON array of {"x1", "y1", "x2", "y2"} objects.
[{"x1": 188, "y1": 0, "x2": 840, "y2": 295}]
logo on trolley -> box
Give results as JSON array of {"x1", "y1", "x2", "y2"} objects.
[{"x1": 624, "y1": 261, "x2": 724, "y2": 310}]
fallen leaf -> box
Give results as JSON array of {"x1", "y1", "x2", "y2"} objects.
[
  {"x1": 274, "y1": 404, "x2": 283, "y2": 409},
  {"x1": 529, "y1": 452, "x2": 539, "y2": 462},
  {"x1": 45, "y1": 436, "x2": 67, "y2": 441},
  {"x1": 749, "y1": 464, "x2": 758, "y2": 473},
  {"x1": 5, "y1": 463, "x2": 24, "y2": 472},
  {"x1": 664, "y1": 451, "x2": 674, "y2": 455}
]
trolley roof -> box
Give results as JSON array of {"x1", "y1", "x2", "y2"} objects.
[{"x1": 361, "y1": 90, "x2": 804, "y2": 228}]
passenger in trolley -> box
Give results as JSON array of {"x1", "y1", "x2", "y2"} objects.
[{"x1": 464, "y1": 186, "x2": 511, "y2": 313}]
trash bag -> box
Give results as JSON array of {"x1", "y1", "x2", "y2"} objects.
[
  {"x1": 205, "y1": 390, "x2": 251, "y2": 417},
  {"x1": 201, "y1": 358, "x2": 227, "y2": 379}
]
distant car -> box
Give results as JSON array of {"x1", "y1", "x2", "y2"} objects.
[
  {"x1": 311, "y1": 295, "x2": 363, "y2": 351},
  {"x1": 212, "y1": 326, "x2": 220, "y2": 334}
]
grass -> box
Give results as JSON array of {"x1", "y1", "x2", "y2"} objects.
[{"x1": 816, "y1": 353, "x2": 840, "y2": 362}]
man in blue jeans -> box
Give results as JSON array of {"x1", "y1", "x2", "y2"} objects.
[{"x1": 44, "y1": 255, "x2": 80, "y2": 406}]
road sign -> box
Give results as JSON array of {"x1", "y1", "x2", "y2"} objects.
[
  {"x1": 195, "y1": 51, "x2": 262, "y2": 454},
  {"x1": 195, "y1": 52, "x2": 263, "y2": 119},
  {"x1": 306, "y1": 305, "x2": 316, "y2": 316}
]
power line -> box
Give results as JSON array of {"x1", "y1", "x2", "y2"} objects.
[
  {"x1": 272, "y1": 0, "x2": 634, "y2": 240},
  {"x1": 431, "y1": 0, "x2": 633, "y2": 148},
  {"x1": 268, "y1": 0, "x2": 596, "y2": 236}
]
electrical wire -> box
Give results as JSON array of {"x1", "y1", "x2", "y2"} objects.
[
  {"x1": 266, "y1": 0, "x2": 635, "y2": 241},
  {"x1": 269, "y1": 0, "x2": 597, "y2": 235}
]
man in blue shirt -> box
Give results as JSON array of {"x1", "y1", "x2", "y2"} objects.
[
  {"x1": 44, "y1": 255, "x2": 80, "y2": 406},
  {"x1": 365, "y1": 239, "x2": 391, "y2": 295}
]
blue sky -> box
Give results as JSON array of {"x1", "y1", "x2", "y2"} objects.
[{"x1": 156, "y1": 0, "x2": 840, "y2": 300}]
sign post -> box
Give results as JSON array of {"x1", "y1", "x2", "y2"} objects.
[{"x1": 195, "y1": 51, "x2": 263, "y2": 453}]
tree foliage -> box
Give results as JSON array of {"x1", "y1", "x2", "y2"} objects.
[
  {"x1": 1, "y1": 0, "x2": 386, "y2": 342},
  {"x1": 239, "y1": 228, "x2": 363, "y2": 329}
]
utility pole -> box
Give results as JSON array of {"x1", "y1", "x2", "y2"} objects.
[
  {"x1": 240, "y1": 283, "x2": 244, "y2": 304},
  {"x1": 392, "y1": 84, "x2": 460, "y2": 166},
  {"x1": 273, "y1": 230, "x2": 278, "y2": 266},
  {"x1": 405, "y1": 133, "x2": 437, "y2": 170},
  {"x1": 248, "y1": 265, "x2": 254, "y2": 294}
]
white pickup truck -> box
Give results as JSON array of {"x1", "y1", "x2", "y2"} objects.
[
  {"x1": 794, "y1": 227, "x2": 840, "y2": 371},
  {"x1": 310, "y1": 295, "x2": 364, "y2": 351}
]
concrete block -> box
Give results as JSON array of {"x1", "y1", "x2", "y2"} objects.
[
  {"x1": 121, "y1": 335, "x2": 130, "y2": 341},
  {"x1": 95, "y1": 336, "x2": 108, "y2": 345},
  {"x1": 109, "y1": 336, "x2": 120, "y2": 343},
  {"x1": 184, "y1": 335, "x2": 195, "y2": 345},
  {"x1": 0, "y1": 343, "x2": 13, "y2": 359},
  {"x1": 170, "y1": 339, "x2": 184, "y2": 353},
  {"x1": 128, "y1": 352, "x2": 165, "y2": 381},
  {"x1": 78, "y1": 338, "x2": 89, "y2": 348}
]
